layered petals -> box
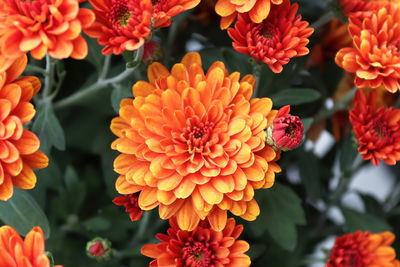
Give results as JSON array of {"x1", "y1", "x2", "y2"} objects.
[
  {"x1": 326, "y1": 231, "x2": 400, "y2": 267},
  {"x1": 0, "y1": 225, "x2": 63, "y2": 267},
  {"x1": 0, "y1": 56, "x2": 48, "y2": 201},
  {"x1": 152, "y1": 0, "x2": 201, "y2": 29},
  {"x1": 141, "y1": 218, "x2": 251, "y2": 267},
  {"x1": 228, "y1": 0, "x2": 314, "y2": 73},
  {"x1": 0, "y1": 0, "x2": 95, "y2": 60},
  {"x1": 335, "y1": 3, "x2": 400, "y2": 93},
  {"x1": 85, "y1": 0, "x2": 152, "y2": 55},
  {"x1": 349, "y1": 89, "x2": 400, "y2": 166},
  {"x1": 111, "y1": 52, "x2": 281, "y2": 231}
]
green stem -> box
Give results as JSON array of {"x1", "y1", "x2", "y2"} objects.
[
  {"x1": 310, "y1": 10, "x2": 335, "y2": 31},
  {"x1": 43, "y1": 54, "x2": 56, "y2": 98},
  {"x1": 25, "y1": 64, "x2": 47, "y2": 75},
  {"x1": 99, "y1": 55, "x2": 112, "y2": 81},
  {"x1": 53, "y1": 66, "x2": 138, "y2": 110},
  {"x1": 252, "y1": 62, "x2": 263, "y2": 98}
]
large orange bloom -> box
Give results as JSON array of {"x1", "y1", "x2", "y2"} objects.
[
  {"x1": 227, "y1": 0, "x2": 314, "y2": 73},
  {"x1": 335, "y1": 3, "x2": 400, "y2": 93},
  {"x1": 141, "y1": 218, "x2": 251, "y2": 267},
  {"x1": 111, "y1": 52, "x2": 281, "y2": 231},
  {"x1": 0, "y1": 225, "x2": 63, "y2": 267},
  {"x1": 152, "y1": 0, "x2": 201, "y2": 29},
  {"x1": 84, "y1": 0, "x2": 152, "y2": 55},
  {"x1": 0, "y1": 55, "x2": 48, "y2": 201},
  {"x1": 215, "y1": 0, "x2": 283, "y2": 29},
  {"x1": 349, "y1": 89, "x2": 400, "y2": 166},
  {"x1": 0, "y1": 0, "x2": 95, "y2": 60},
  {"x1": 326, "y1": 231, "x2": 400, "y2": 267}
]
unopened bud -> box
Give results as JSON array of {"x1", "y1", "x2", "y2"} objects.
[
  {"x1": 267, "y1": 105, "x2": 304, "y2": 151},
  {"x1": 86, "y1": 237, "x2": 112, "y2": 261},
  {"x1": 142, "y1": 40, "x2": 163, "y2": 65}
]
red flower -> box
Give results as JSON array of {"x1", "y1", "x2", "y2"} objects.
[
  {"x1": 227, "y1": 0, "x2": 314, "y2": 73},
  {"x1": 152, "y1": 0, "x2": 201, "y2": 29},
  {"x1": 349, "y1": 89, "x2": 400, "y2": 166},
  {"x1": 84, "y1": 0, "x2": 152, "y2": 55},
  {"x1": 339, "y1": 0, "x2": 372, "y2": 17},
  {"x1": 326, "y1": 231, "x2": 400, "y2": 267},
  {"x1": 267, "y1": 105, "x2": 303, "y2": 151},
  {"x1": 141, "y1": 218, "x2": 251, "y2": 267},
  {"x1": 112, "y1": 193, "x2": 143, "y2": 221}
]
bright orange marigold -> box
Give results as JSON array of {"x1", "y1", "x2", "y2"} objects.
[
  {"x1": 0, "y1": 0, "x2": 95, "y2": 60},
  {"x1": 349, "y1": 89, "x2": 400, "y2": 166},
  {"x1": 0, "y1": 225, "x2": 63, "y2": 267},
  {"x1": 0, "y1": 55, "x2": 48, "y2": 201},
  {"x1": 335, "y1": 2, "x2": 400, "y2": 93},
  {"x1": 111, "y1": 52, "x2": 281, "y2": 231},
  {"x1": 215, "y1": 0, "x2": 283, "y2": 30},
  {"x1": 84, "y1": 0, "x2": 152, "y2": 55},
  {"x1": 227, "y1": 0, "x2": 314, "y2": 73},
  {"x1": 141, "y1": 218, "x2": 251, "y2": 267},
  {"x1": 326, "y1": 230, "x2": 400, "y2": 267},
  {"x1": 152, "y1": 0, "x2": 201, "y2": 29}
]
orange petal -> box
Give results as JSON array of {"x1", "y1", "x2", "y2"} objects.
[
  {"x1": 23, "y1": 226, "x2": 45, "y2": 261},
  {"x1": 132, "y1": 81, "x2": 156, "y2": 98},
  {"x1": 21, "y1": 151, "x2": 48, "y2": 169},
  {"x1": 5, "y1": 55, "x2": 27, "y2": 84},
  {"x1": 70, "y1": 35, "x2": 88, "y2": 60},
  {"x1": 248, "y1": 0, "x2": 270, "y2": 23},
  {"x1": 181, "y1": 52, "x2": 202, "y2": 68},
  {"x1": 12, "y1": 130, "x2": 40, "y2": 155},
  {"x1": 12, "y1": 163, "x2": 36, "y2": 190},
  {"x1": 115, "y1": 175, "x2": 142, "y2": 194},
  {"x1": 215, "y1": 0, "x2": 236, "y2": 16},
  {"x1": 207, "y1": 208, "x2": 227, "y2": 231},
  {"x1": 0, "y1": 174, "x2": 13, "y2": 201},
  {"x1": 175, "y1": 199, "x2": 200, "y2": 231},
  {"x1": 147, "y1": 62, "x2": 169, "y2": 85}
]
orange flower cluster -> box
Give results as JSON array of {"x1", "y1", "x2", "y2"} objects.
[
  {"x1": 0, "y1": 225, "x2": 62, "y2": 267},
  {"x1": 111, "y1": 52, "x2": 281, "y2": 231},
  {"x1": 227, "y1": 0, "x2": 313, "y2": 73},
  {"x1": 141, "y1": 218, "x2": 250, "y2": 267},
  {"x1": 349, "y1": 89, "x2": 400, "y2": 166},
  {"x1": 215, "y1": 0, "x2": 283, "y2": 29},
  {"x1": 85, "y1": 0, "x2": 200, "y2": 55},
  {"x1": 0, "y1": 0, "x2": 95, "y2": 61},
  {"x1": 326, "y1": 231, "x2": 400, "y2": 267},
  {"x1": 0, "y1": 56, "x2": 48, "y2": 201},
  {"x1": 336, "y1": 2, "x2": 400, "y2": 93}
]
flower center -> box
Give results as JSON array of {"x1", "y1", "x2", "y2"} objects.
[
  {"x1": 182, "y1": 241, "x2": 213, "y2": 267},
  {"x1": 183, "y1": 120, "x2": 214, "y2": 154},
  {"x1": 261, "y1": 23, "x2": 277, "y2": 40},
  {"x1": 108, "y1": 0, "x2": 131, "y2": 28},
  {"x1": 373, "y1": 119, "x2": 390, "y2": 140}
]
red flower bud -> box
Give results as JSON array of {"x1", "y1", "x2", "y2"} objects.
[
  {"x1": 142, "y1": 41, "x2": 163, "y2": 65},
  {"x1": 267, "y1": 105, "x2": 303, "y2": 151},
  {"x1": 112, "y1": 193, "x2": 144, "y2": 221},
  {"x1": 86, "y1": 238, "x2": 112, "y2": 261}
]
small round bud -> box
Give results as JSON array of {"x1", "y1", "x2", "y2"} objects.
[
  {"x1": 86, "y1": 237, "x2": 112, "y2": 261},
  {"x1": 267, "y1": 105, "x2": 304, "y2": 151}
]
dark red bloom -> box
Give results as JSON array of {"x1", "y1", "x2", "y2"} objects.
[
  {"x1": 227, "y1": 0, "x2": 314, "y2": 73},
  {"x1": 112, "y1": 193, "x2": 143, "y2": 221},
  {"x1": 349, "y1": 89, "x2": 400, "y2": 166}
]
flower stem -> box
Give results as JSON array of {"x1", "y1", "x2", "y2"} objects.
[
  {"x1": 43, "y1": 54, "x2": 56, "y2": 98},
  {"x1": 310, "y1": 10, "x2": 335, "y2": 31},
  {"x1": 252, "y1": 62, "x2": 263, "y2": 98},
  {"x1": 99, "y1": 55, "x2": 112, "y2": 81}
]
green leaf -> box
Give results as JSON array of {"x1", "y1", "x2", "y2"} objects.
[
  {"x1": 111, "y1": 84, "x2": 132, "y2": 113},
  {"x1": 32, "y1": 101, "x2": 65, "y2": 153},
  {"x1": 0, "y1": 188, "x2": 50, "y2": 238},
  {"x1": 60, "y1": 166, "x2": 86, "y2": 215},
  {"x1": 340, "y1": 132, "x2": 361, "y2": 174},
  {"x1": 298, "y1": 151, "x2": 321, "y2": 201},
  {"x1": 301, "y1": 118, "x2": 314, "y2": 133},
  {"x1": 251, "y1": 183, "x2": 306, "y2": 251},
  {"x1": 271, "y1": 88, "x2": 321, "y2": 107},
  {"x1": 83, "y1": 217, "x2": 111, "y2": 232},
  {"x1": 341, "y1": 206, "x2": 391, "y2": 232}
]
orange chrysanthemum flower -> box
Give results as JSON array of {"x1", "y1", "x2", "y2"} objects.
[
  {"x1": 335, "y1": 3, "x2": 400, "y2": 93},
  {"x1": 111, "y1": 52, "x2": 281, "y2": 231},
  {"x1": 349, "y1": 89, "x2": 400, "y2": 166},
  {"x1": 0, "y1": 0, "x2": 95, "y2": 60},
  {"x1": 152, "y1": 0, "x2": 201, "y2": 29},
  {"x1": 0, "y1": 225, "x2": 63, "y2": 267},
  {"x1": 141, "y1": 218, "x2": 251, "y2": 267},
  {"x1": 0, "y1": 55, "x2": 48, "y2": 201},
  {"x1": 215, "y1": 0, "x2": 283, "y2": 30},
  {"x1": 326, "y1": 231, "x2": 400, "y2": 267},
  {"x1": 84, "y1": 0, "x2": 152, "y2": 55},
  {"x1": 227, "y1": 0, "x2": 314, "y2": 73}
]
